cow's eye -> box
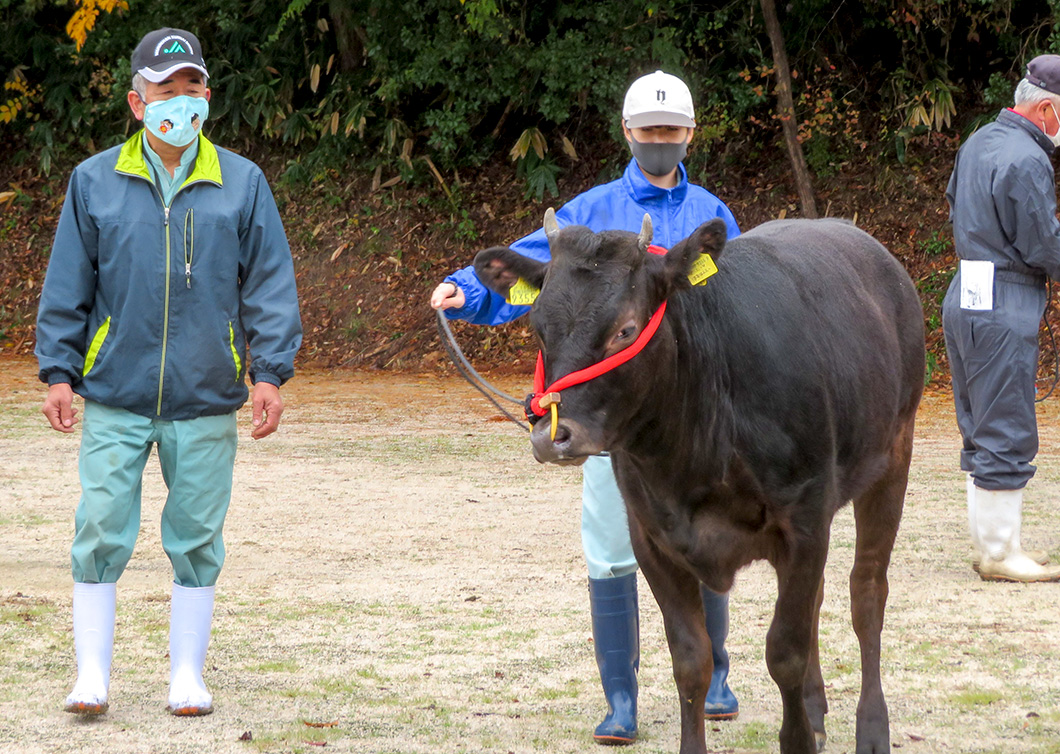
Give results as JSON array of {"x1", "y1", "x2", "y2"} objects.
[{"x1": 610, "y1": 324, "x2": 638, "y2": 349}]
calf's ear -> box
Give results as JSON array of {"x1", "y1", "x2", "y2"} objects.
[
  {"x1": 473, "y1": 247, "x2": 549, "y2": 297},
  {"x1": 664, "y1": 219, "x2": 728, "y2": 283}
]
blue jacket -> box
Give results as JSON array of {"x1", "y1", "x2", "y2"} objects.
[
  {"x1": 444, "y1": 158, "x2": 741, "y2": 325},
  {"x1": 35, "y1": 131, "x2": 303, "y2": 420},
  {"x1": 946, "y1": 108, "x2": 1060, "y2": 280}
]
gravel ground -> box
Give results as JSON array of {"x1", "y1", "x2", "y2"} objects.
[{"x1": 2, "y1": 355, "x2": 1060, "y2": 754}]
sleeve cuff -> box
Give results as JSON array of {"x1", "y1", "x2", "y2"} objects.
[
  {"x1": 251, "y1": 373, "x2": 282, "y2": 387},
  {"x1": 46, "y1": 370, "x2": 75, "y2": 386}
]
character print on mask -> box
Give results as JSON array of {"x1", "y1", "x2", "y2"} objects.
[{"x1": 144, "y1": 95, "x2": 209, "y2": 148}]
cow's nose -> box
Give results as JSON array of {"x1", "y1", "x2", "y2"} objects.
[{"x1": 530, "y1": 419, "x2": 575, "y2": 463}]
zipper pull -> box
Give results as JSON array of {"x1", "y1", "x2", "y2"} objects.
[
  {"x1": 164, "y1": 206, "x2": 171, "y2": 226},
  {"x1": 185, "y1": 263, "x2": 192, "y2": 288}
]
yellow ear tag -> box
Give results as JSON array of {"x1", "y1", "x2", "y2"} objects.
[
  {"x1": 507, "y1": 278, "x2": 541, "y2": 305},
  {"x1": 687, "y1": 254, "x2": 718, "y2": 286}
]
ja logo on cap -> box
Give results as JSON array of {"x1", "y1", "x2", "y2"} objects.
[{"x1": 163, "y1": 41, "x2": 187, "y2": 54}]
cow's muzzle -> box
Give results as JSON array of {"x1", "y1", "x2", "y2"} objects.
[{"x1": 529, "y1": 417, "x2": 599, "y2": 465}]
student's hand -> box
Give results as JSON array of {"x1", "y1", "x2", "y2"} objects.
[
  {"x1": 430, "y1": 282, "x2": 465, "y2": 310},
  {"x1": 251, "y1": 382, "x2": 283, "y2": 440},
  {"x1": 43, "y1": 383, "x2": 78, "y2": 433}
]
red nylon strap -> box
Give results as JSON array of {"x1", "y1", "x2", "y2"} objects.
[{"x1": 528, "y1": 300, "x2": 668, "y2": 417}]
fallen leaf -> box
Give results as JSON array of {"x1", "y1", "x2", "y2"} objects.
[
  {"x1": 302, "y1": 720, "x2": 338, "y2": 728},
  {"x1": 330, "y1": 243, "x2": 348, "y2": 262},
  {"x1": 238, "y1": 730, "x2": 252, "y2": 741}
]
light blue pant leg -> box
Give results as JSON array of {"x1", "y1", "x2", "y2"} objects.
[
  {"x1": 72, "y1": 402, "x2": 156, "y2": 584},
  {"x1": 582, "y1": 454, "x2": 637, "y2": 580},
  {"x1": 156, "y1": 412, "x2": 237, "y2": 588}
]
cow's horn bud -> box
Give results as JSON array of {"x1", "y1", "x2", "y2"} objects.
[
  {"x1": 638, "y1": 213, "x2": 653, "y2": 251},
  {"x1": 543, "y1": 208, "x2": 560, "y2": 243}
]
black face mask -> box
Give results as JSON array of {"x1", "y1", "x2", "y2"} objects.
[{"x1": 627, "y1": 135, "x2": 688, "y2": 177}]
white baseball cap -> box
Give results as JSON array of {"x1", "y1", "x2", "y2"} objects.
[{"x1": 622, "y1": 70, "x2": 696, "y2": 129}]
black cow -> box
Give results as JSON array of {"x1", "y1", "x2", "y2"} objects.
[{"x1": 473, "y1": 213, "x2": 925, "y2": 754}]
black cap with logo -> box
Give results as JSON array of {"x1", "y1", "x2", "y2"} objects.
[{"x1": 131, "y1": 28, "x2": 209, "y2": 83}]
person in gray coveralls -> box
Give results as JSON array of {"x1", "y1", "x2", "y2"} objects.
[{"x1": 943, "y1": 54, "x2": 1060, "y2": 583}]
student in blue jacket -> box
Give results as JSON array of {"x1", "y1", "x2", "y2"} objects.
[
  {"x1": 431, "y1": 70, "x2": 741, "y2": 744},
  {"x1": 36, "y1": 28, "x2": 302, "y2": 717}
]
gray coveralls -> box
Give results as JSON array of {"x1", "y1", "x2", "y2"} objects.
[{"x1": 943, "y1": 108, "x2": 1060, "y2": 490}]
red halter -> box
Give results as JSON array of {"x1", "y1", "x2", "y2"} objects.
[
  {"x1": 527, "y1": 299, "x2": 668, "y2": 419},
  {"x1": 525, "y1": 243, "x2": 671, "y2": 435}
]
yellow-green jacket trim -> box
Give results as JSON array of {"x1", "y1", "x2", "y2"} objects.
[
  {"x1": 114, "y1": 131, "x2": 223, "y2": 188},
  {"x1": 82, "y1": 317, "x2": 111, "y2": 376},
  {"x1": 228, "y1": 321, "x2": 243, "y2": 381}
]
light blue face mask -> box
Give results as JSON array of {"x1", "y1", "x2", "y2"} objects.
[{"x1": 143, "y1": 95, "x2": 209, "y2": 147}]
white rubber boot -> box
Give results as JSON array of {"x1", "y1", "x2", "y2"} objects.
[
  {"x1": 970, "y1": 475, "x2": 1049, "y2": 573},
  {"x1": 167, "y1": 583, "x2": 215, "y2": 716},
  {"x1": 967, "y1": 473, "x2": 979, "y2": 549},
  {"x1": 976, "y1": 487, "x2": 1060, "y2": 583},
  {"x1": 64, "y1": 582, "x2": 116, "y2": 715}
]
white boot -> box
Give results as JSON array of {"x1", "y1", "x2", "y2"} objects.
[
  {"x1": 975, "y1": 487, "x2": 1060, "y2": 583},
  {"x1": 64, "y1": 582, "x2": 116, "y2": 715},
  {"x1": 167, "y1": 583, "x2": 215, "y2": 716},
  {"x1": 969, "y1": 475, "x2": 1049, "y2": 572},
  {"x1": 967, "y1": 473, "x2": 979, "y2": 549}
]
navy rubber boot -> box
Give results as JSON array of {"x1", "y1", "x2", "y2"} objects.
[
  {"x1": 701, "y1": 585, "x2": 739, "y2": 720},
  {"x1": 589, "y1": 573, "x2": 639, "y2": 745}
]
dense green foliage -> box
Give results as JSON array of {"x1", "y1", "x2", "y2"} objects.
[{"x1": 2, "y1": 0, "x2": 1058, "y2": 192}]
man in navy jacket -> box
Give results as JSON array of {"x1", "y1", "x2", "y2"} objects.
[{"x1": 36, "y1": 27, "x2": 301, "y2": 717}]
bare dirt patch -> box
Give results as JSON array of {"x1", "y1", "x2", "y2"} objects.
[{"x1": 2, "y1": 355, "x2": 1060, "y2": 754}]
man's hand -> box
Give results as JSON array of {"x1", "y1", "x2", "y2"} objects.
[
  {"x1": 42, "y1": 383, "x2": 78, "y2": 433},
  {"x1": 430, "y1": 282, "x2": 465, "y2": 310},
  {"x1": 251, "y1": 382, "x2": 283, "y2": 440}
]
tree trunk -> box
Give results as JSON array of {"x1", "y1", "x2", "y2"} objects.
[
  {"x1": 329, "y1": 0, "x2": 364, "y2": 73},
  {"x1": 758, "y1": 0, "x2": 818, "y2": 218}
]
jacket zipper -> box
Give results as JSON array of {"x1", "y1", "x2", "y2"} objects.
[
  {"x1": 158, "y1": 203, "x2": 171, "y2": 416},
  {"x1": 116, "y1": 155, "x2": 217, "y2": 417},
  {"x1": 184, "y1": 208, "x2": 194, "y2": 288}
]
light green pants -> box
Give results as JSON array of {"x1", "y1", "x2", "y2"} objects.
[
  {"x1": 72, "y1": 401, "x2": 238, "y2": 587},
  {"x1": 582, "y1": 454, "x2": 638, "y2": 580}
]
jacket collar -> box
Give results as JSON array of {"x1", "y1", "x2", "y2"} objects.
[
  {"x1": 622, "y1": 158, "x2": 689, "y2": 204},
  {"x1": 1000, "y1": 107, "x2": 1055, "y2": 154},
  {"x1": 114, "y1": 130, "x2": 223, "y2": 187}
]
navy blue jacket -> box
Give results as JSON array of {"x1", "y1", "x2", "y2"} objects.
[
  {"x1": 946, "y1": 108, "x2": 1060, "y2": 279},
  {"x1": 36, "y1": 132, "x2": 302, "y2": 420}
]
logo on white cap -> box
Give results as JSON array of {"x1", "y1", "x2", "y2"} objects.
[{"x1": 623, "y1": 70, "x2": 695, "y2": 129}]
